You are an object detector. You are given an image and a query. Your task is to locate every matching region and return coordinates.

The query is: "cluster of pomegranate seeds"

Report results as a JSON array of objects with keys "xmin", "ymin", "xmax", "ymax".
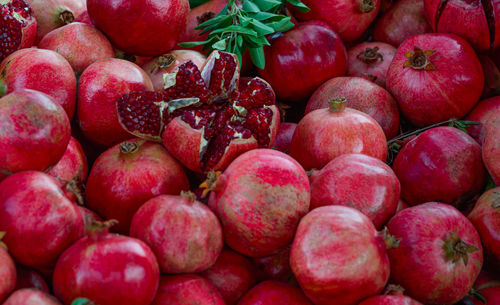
[{"xmin": 0, "ymin": 0, "xmax": 32, "ymax": 61}]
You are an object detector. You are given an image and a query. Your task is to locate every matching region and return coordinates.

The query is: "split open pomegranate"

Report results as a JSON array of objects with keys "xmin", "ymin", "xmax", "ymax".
[{"xmin": 0, "ymin": 0, "xmax": 36, "ymax": 62}]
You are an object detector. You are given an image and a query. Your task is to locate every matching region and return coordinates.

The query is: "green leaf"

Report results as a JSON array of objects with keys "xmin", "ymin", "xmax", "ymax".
[
  {"xmin": 248, "ymin": 11, "xmax": 281, "ymax": 21},
  {"xmin": 242, "ymin": 0, "xmax": 261, "ymax": 13},
  {"xmin": 287, "ymin": 0, "xmax": 310, "ymax": 12},
  {"xmin": 237, "ymin": 35, "xmax": 244, "ymax": 47},
  {"xmin": 189, "ymin": 0, "xmax": 211, "ymax": 9},
  {"xmin": 249, "ymin": 46, "xmax": 266, "ymax": 69},
  {"xmin": 244, "ymin": 35, "xmax": 270, "ymax": 48},
  {"xmin": 178, "ymin": 40, "xmax": 208, "ymax": 48},
  {"xmin": 196, "ymin": 15, "xmax": 232, "ymax": 30},
  {"xmin": 211, "ymin": 25, "xmax": 258, "ymax": 36},
  {"xmin": 267, "ymin": 17, "xmax": 294, "ymax": 32},
  {"xmin": 252, "ymin": 0, "xmax": 282, "ymax": 12},
  {"xmin": 71, "ymin": 298, "xmax": 94, "ymax": 305},
  {"xmin": 250, "ymin": 20, "xmax": 275, "ymax": 36},
  {"xmin": 212, "ymin": 39, "xmax": 227, "ymax": 50}
]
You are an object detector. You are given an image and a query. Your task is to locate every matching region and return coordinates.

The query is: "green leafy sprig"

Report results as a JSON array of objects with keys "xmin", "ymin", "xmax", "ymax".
[{"xmin": 179, "ymin": 0, "xmax": 309, "ymax": 69}]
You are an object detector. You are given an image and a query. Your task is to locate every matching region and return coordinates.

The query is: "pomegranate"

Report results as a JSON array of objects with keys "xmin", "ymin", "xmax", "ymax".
[
  {"xmin": 38, "ymin": 22, "xmax": 114, "ymax": 74},
  {"xmin": 468, "ymin": 187, "xmax": 500, "ymax": 269},
  {"xmin": 358, "ymin": 295, "xmax": 423, "ymax": 305},
  {"xmin": 0, "ymin": 89, "xmax": 71, "ymax": 181},
  {"xmin": 200, "ymin": 248, "xmax": 258, "ymax": 305},
  {"xmin": 117, "ymin": 51, "xmax": 280, "ymax": 173},
  {"xmin": 205, "ymin": 149, "xmax": 310, "ymax": 257},
  {"xmin": 114, "ymin": 49, "xmax": 153, "ymax": 67},
  {"xmin": 346, "ymin": 42, "xmax": 396, "ymax": 89},
  {"xmin": 0, "ymin": 48, "xmax": 77, "ymax": 119},
  {"xmin": 152, "ymin": 274, "xmax": 225, "ymax": 305},
  {"xmin": 305, "ymin": 76, "xmax": 400, "ymax": 139},
  {"xmin": 471, "ymin": 286, "xmax": 500, "ymax": 305},
  {"xmin": 483, "ymin": 124, "xmax": 500, "ymax": 185},
  {"xmin": 237, "ymin": 281, "xmax": 313, "ymax": 305},
  {"xmin": 75, "ymin": 10, "xmax": 91, "ymax": 25},
  {"xmin": 465, "ymin": 96, "xmax": 500, "ymax": 144},
  {"xmin": 47, "ymin": 137, "xmax": 88, "ymax": 205},
  {"xmin": 77, "ymin": 58, "xmax": 154, "ymax": 147},
  {"xmin": 309, "ymin": 153, "xmax": 401, "ymax": 229},
  {"xmin": 290, "ymin": 0, "xmax": 380, "ymax": 42},
  {"xmin": 25, "ymin": 0, "xmax": 85, "ymax": 43},
  {"xmin": 15, "ymin": 265, "xmax": 49, "ymax": 293},
  {"xmin": 0, "ymin": 171, "xmax": 84, "ymax": 270},
  {"xmin": 290, "ymin": 206, "xmax": 393, "ymax": 305},
  {"xmin": 253, "ymin": 247, "xmax": 293, "ymax": 282},
  {"xmin": 396, "ymin": 199, "xmax": 409, "ymax": 213},
  {"xmin": 272, "ymin": 123, "xmax": 297, "ymax": 153},
  {"xmin": 53, "ymin": 220, "xmax": 160, "ymax": 305},
  {"xmin": 0, "ymin": 0, "xmax": 36, "ymax": 62},
  {"xmin": 78, "ymin": 206, "xmax": 102, "ymax": 231},
  {"xmin": 393, "ymin": 127, "xmax": 486, "ymax": 206},
  {"xmin": 85, "ymin": 139, "xmax": 190, "ymax": 234},
  {"xmin": 3, "ymin": 289, "xmax": 62, "ymax": 305},
  {"xmin": 142, "ymin": 50, "xmax": 206, "ymax": 91},
  {"xmin": 0, "ymin": 236, "xmax": 16, "ymax": 303},
  {"xmin": 258, "ymin": 21, "xmax": 346, "ymax": 103},
  {"xmin": 373, "ymin": 0, "xmax": 432, "ymax": 47},
  {"xmin": 290, "ymin": 97, "xmax": 387, "ymax": 170},
  {"xmin": 386, "ymin": 33, "xmax": 484, "ymax": 127},
  {"xmin": 387, "ymin": 202, "xmax": 483, "ymax": 304},
  {"xmin": 479, "ymin": 55, "xmax": 500, "ymax": 99},
  {"xmin": 87, "ymin": 0, "xmax": 189, "ymax": 56}
]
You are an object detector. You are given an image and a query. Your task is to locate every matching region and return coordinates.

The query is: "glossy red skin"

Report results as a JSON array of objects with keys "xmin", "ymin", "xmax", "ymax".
[
  {"xmin": 0, "ymin": 48, "xmax": 77, "ymax": 119},
  {"xmin": 47, "ymin": 137, "xmax": 89, "ymax": 203},
  {"xmin": 208, "ymin": 149, "xmax": 310, "ymax": 258},
  {"xmin": 387, "ymin": 202, "xmax": 483, "ymax": 304},
  {"xmin": 465, "ymin": 96, "xmax": 500, "ymax": 144},
  {"xmin": 85, "ymin": 139, "xmax": 190, "ymax": 234},
  {"xmin": 305, "ymin": 76, "xmax": 399, "ymax": 139},
  {"xmin": 271, "ymin": 123, "xmax": 297, "ymax": 153},
  {"xmin": 290, "ymin": 0, "xmax": 380, "ymax": 42},
  {"xmin": 53, "ymin": 231, "xmax": 160, "ymax": 305},
  {"xmin": 38, "ymin": 22, "xmax": 114, "ymax": 74},
  {"xmin": 0, "ymin": 89, "xmax": 70, "ymax": 182},
  {"xmin": 0, "ymin": 248, "xmax": 16, "ymax": 303},
  {"xmin": 77, "ymin": 58, "xmax": 154, "ymax": 147},
  {"xmin": 258, "ymin": 21, "xmax": 347, "ymax": 103},
  {"xmin": 374, "ymin": 0, "xmax": 431, "ymax": 47},
  {"xmin": 252, "ymin": 247, "xmax": 292, "ymax": 282},
  {"xmin": 87, "ymin": 0, "xmax": 189, "ymax": 56},
  {"xmin": 152, "ymin": 274, "xmax": 225, "ymax": 305},
  {"xmin": 0, "ymin": 171, "xmax": 84, "ymax": 270},
  {"xmin": 309, "ymin": 154, "xmax": 401, "ymax": 229},
  {"xmin": 290, "ymin": 106, "xmax": 387, "ymax": 171},
  {"xmin": 473, "ymin": 269, "xmax": 500, "ymax": 290},
  {"xmin": 201, "ymin": 249, "xmax": 258, "ymax": 305},
  {"xmin": 3, "ymin": 289, "xmax": 62, "ymax": 305},
  {"xmin": 393, "ymin": 127, "xmax": 486, "ymax": 206},
  {"xmin": 479, "ymin": 55, "xmax": 500, "ymax": 99},
  {"xmin": 386, "ymin": 33, "xmax": 484, "ymax": 127},
  {"xmin": 358, "ymin": 295, "xmax": 423, "ymax": 305},
  {"xmin": 14, "ymin": 265, "xmax": 49, "ymax": 293},
  {"xmin": 142, "ymin": 50, "xmax": 206, "ymax": 91},
  {"xmin": 468, "ymin": 187, "xmax": 500, "ymax": 268},
  {"xmin": 237, "ymin": 281, "xmax": 312, "ymax": 305},
  {"xmin": 483, "ymin": 121, "xmax": 500, "ymax": 185},
  {"xmin": 130, "ymin": 194, "xmax": 223, "ymax": 274},
  {"xmin": 471, "ymin": 286, "xmax": 500, "ymax": 305},
  {"xmin": 347, "ymin": 42, "xmax": 396, "ymax": 89},
  {"xmin": 291, "ymin": 206, "xmax": 390, "ymax": 305},
  {"xmin": 25, "ymin": 0, "xmax": 86, "ymax": 43}
]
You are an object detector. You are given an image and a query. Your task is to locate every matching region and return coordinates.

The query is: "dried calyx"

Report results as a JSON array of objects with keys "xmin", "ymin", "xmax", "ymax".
[
  {"xmin": 360, "ymin": 0, "xmax": 375, "ymax": 12},
  {"xmin": 357, "ymin": 47, "xmax": 384, "ymax": 64},
  {"xmin": 403, "ymin": 46, "xmax": 436, "ymax": 70},
  {"xmin": 442, "ymin": 232, "xmax": 478, "ymax": 266}
]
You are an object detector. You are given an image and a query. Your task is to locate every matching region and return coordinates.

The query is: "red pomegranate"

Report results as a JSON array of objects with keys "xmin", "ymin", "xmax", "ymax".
[
  {"xmin": 152, "ymin": 274, "xmax": 225, "ymax": 305},
  {"xmin": 0, "ymin": 48, "xmax": 77, "ymax": 119},
  {"xmin": 205, "ymin": 149, "xmax": 310, "ymax": 258},
  {"xmin": 47, "ymin": 137, "xmax": 88, "ymax": 205},
  {"xmin": 465, "ymin": 96, "xmax": 500, "ymax": 144},
  {"xmin": 479, "ymin": 55, "xmax": 500, "ymax": 99},
  {"xmin": 0, "ymin": 238, "xmax": 16, "ymax": 303},
  {"xmin": 358, "ymin": 295, "xmax": 423, "ymax": 305},
  {"xmin": 38, "ymin": 22, "xmax": 114, "ymax": 74},
  {"xmin": 15, "ymin": 265, "xmax": 50, "ymax": 293},
  {"xmin": 201, "ymin": 248, "xmax": 258, "ymax": 305},
  {"xmin": 0, "ymin": 0, "xmax": 36, "ymax": 62},
  {"xmin": 373, "ymin": 0, "xmax": 432, "ymax": 47},
  {"xmin": 305, "ymin": 76, "xmax": 400, "ymax": 139},
  {"xmin": 272, "ymin": 123, "xmax": 297, "ymax": 153},
  {"xmin": 424, "ymin": 0, "xmax": 500, "ymax": 51},
  {"xmin": 77, "ymin": 206, "xmax": 103, "ymax": 232},
  {"xmin": 471, "ymin": 286, "xmax": 500, "ymax": 305},
  {"xmin": 471, "ymin": 272, "xmax": 500, "ymax": 305},
  {"xmin": 252, "ymin": 247, "xmax": 293, "ymax": 282},
  {"xmin": 386, "ymin": 33, "xmax": 484, "ymax": 127},
  {"xmin": 0, "ymin": 89, "xmax": 71, "ymax": 181},
  {"xmin": 291, "ymin": 206, "xmax": 393, "ymax": 305},
  {"xmin": 468, "ymin": 187, "xmax": 500, "ymax": 268},
  {"xmin": 483, "ymin": 123, "xmax": 500, "ymax": 185},
  {"xmin": 114, "ymin": 49, "xmax": 153, "ymax": 67},
  {"xmin": 77, "ymin": 58, "xmax": 154, "ymax": 147},
  {"xmin": 3, "ymin": 289, "xmax": 62, "ymax": 305},
  {"xmin": 237, "ymin": 281, "xmax": 312, "ymax": 305},
  {"xmin": 25, "ymin": 0, "xmax": 85, "ymax": 43},
  {"xmin": 290, "ymin": 0, "xmax": 380, "ymax": 42},
  {"xmin": 347, "ymin": 42, "xmax": 396, "ymax": 89},
  {"xmin": 117, "ymin": 51, "xmax": 280, "ymax": 173},
  {"xmin": 53, "ymin": 221, "xmax": 160, "ymax": 305},
  {"xmin": 258, "ymin": 21, "xmax": 347, "ymax": 103},
  {"xmin": 75, "ymin": 10, "xmax": 91, "ymax": 25},
  {"xmin": 309, "ymin": 153, "xmax": 401, "ymax": 229},
  {"xmin": 0, "ymin": 171, "xmax": 84, "ymax": 270},
  {"xmin": 85, "ymin": 139, "xmax": 190, "ymax": 234},
  {"xmin": 396, "ymin": 198, "xmax": 409, "ymax": 213},
  {"xmin": 291, "ymin": 97, "xmax": 387, "ymax": 170},
  {"xmin": 87, "ymin": 0, "xmax": 189, "ymax": 56},
  {"xmin": 142, "ymin": 50, "xmax": 206, "ymax": 91},
  {"xmin": 393, "ymin": 127, "xmax": 486, "ymax": 206},
  {"xmin": 387, "ymin": 202, "xmax": 483, "ymax": 304}
]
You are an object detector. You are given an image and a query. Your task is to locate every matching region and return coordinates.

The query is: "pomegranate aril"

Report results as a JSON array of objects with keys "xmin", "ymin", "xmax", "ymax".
[
  {"xmin": 164, "ymin": 61, "xmax": 210, "ymax": 102},
  {"xmin": 0, "ymin": 13, "xmax": 22, "ymax": 61},
  {"xmin": 245, "ymin": 108, "xmax": 273, "ymax": 147},
  {"xmin": 207, "ymin": 52, "xmax": 238, "ymax": 99}
]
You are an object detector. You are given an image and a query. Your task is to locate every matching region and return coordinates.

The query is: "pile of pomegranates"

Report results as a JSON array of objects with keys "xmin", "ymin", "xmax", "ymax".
[{"xmin": 0, "ymin": 0, "xmax": 499, "ymax": 304}]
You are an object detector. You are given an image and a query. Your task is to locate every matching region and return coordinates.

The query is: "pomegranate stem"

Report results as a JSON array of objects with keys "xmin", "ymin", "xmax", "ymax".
[{"xmin": 328, "ymin": 97, "xmax": 347, "ymax": 112}]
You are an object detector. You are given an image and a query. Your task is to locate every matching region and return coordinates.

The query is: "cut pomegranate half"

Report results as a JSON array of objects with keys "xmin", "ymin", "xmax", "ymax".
[
  {"xmin": 0, "ymin": 0, "xmax": 36, "ymax": 62},
  {"xmin": 117, "ymin": 51, "xmax": 280, "ymax": 173}
]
